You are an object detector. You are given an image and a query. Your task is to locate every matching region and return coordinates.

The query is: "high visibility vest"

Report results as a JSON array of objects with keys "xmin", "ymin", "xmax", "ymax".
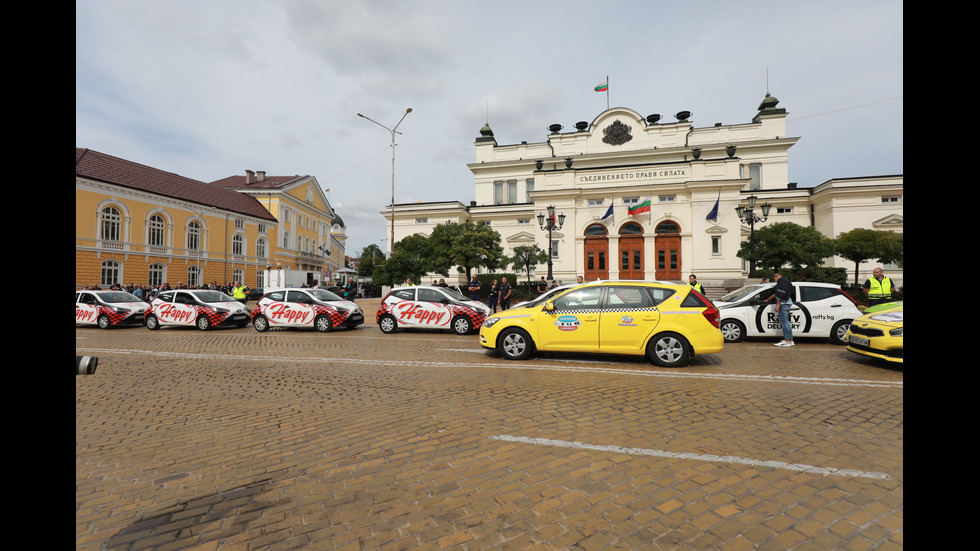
[
  {"xmin": 690, "ymin": 282, "xmax": 704, "ymax": 293},
  {"xmin": 867, "ymin": 277, "xmax": 892, "ymax": 300},
  {"xmin": 232, "ymin": 286, "xmax": 247, "ymax": 300}
]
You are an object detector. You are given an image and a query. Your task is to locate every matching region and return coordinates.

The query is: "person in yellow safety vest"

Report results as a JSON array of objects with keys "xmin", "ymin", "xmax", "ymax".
[
  {"xmin": 688, "ymin": 274, "xmax": 705, "ymax": 295},
  {"xmin": 231, "ymin": 281, "xmax": 248, "ymax": 304},
  {"xmin": 863, "ymin": 267, "xmax": 894, "ymax": 307}
]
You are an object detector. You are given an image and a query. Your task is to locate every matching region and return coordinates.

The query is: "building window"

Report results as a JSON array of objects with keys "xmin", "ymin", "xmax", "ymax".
[
  {"xmin": 742, "ymin": 163, "xmax": 762, "ymax": 190},
  {"xmin": 882, "ymin": 196, "xmax": 900, "ymax": 203},
  {"xmin": 100, "ymin": 260, "xmax": 121, "ymax": 287},
  {"xmin": 235, "ymin": 219, "xmax": 244, "ymax": 230},
  {"xmin": 232, "ymin": 234, "xmax": 244, "ymax": 256},
  {"xmin": 282, "ymin": 231, "xmax": 290, "ymax": 249},
  {"xmin": 712, "ymin": 235, "xmax": 722, "ymax": 256},
  {"xmin": 623, "ymin": 197, "xmax": 639, "ymax": 205},
  {"xmin": 148, "ymin": 263, "xmax": 166, "ymax": 286},
  {"xmin": 588, "ymin": 199, "xmax": 604, "ymax": 206},
  {"xmin": 658, "ymin": 195, "xmax": 676, "ymax": 203},
  {"xmin": 258, "ymin": 223, "xmax": 267, "ymax": 233},
  {"xmin": 256, "ymin": 238, "xmax": 267, "ymax": 259},
  {"xmin": 188, "ymin": 265, "xmax": 200, "ymax": 287},
  {"xmin": 187, "ymin": 221, "xmax": 201, "ymax": 251},
  {"xmin": 507, "ymin": 180, "xmax": 517, "ymax": 204},
  {"xmin": 526, "ymin": 179, "xmax": 534, "ymax": 202},
  {"xmin": 416, "ymin": 218, "xmax": 428, "ymax": 224},
  {"xmin": 517, "ymin": 218, "xmax": 531, "ymax": 225},
  {"xmin": 148, "ymin": 214, "xmax": 166, "ymax": 249},
  {"xmin": 776, "ymin": 207, "xmax": 793, "ymax": 214},
  {"xmin": 551, "ymin": 240, "xmax": 559, "ymax": 258},
  {"xmin": 493, "ymin": 181, "xmax": 503, "ymax": 205},
  {"xmin": 100, "ymin": 206, "xmax": 122, "ymax": 248},
  {"xmin": 233, "ymin": 269, "xmax": 244, "ymax": 284}
]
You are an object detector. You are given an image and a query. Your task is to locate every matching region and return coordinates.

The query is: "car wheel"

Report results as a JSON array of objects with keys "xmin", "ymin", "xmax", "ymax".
[
  {"xmin": 451, "ymin": 316, "xmax": 472, "ymax": 335},
  {"xmin": 830, "ymin": 320, "xmax": 851, "ymax": 345},
  {"xmin": 315, "ymin": 315, "xmax": 333, "ymax": 333},
  {"xmin": 647, "ymin": 332, "xmax": 690, "ymax": 367},
  {"xmin": 253, "ymin": 315, "xmax": 269, "ymax": 332},
  {"xmin": 196, "ymin": 315, "xmax": 212, "ymax": 331},
  {"xmin": 145, "ymin": 315, "xmax": 160, "ymax": 330},
  {"xmin": 379, "ymin": 315, "xmax": 398, "ymax": 334},
  {"xmin": 97, "ymin": 314, "xmax": 112, "ymax": 329},
  {"xmin": 499, "ymin": 328, "xmax": 534, "ymax": 360},
  {"xmin": 719, "ymin": 319, "xmax": 745, "ymax": 343}
]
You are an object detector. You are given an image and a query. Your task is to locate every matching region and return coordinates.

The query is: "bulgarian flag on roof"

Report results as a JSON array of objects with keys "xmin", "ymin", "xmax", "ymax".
[{"xmin": 594, "ymin": 81, "xmax": 608, "ymax": 92}]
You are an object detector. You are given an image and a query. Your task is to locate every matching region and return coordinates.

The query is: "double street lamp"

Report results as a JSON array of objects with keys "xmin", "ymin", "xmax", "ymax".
[
  {"xmin": 537, "ymin": 205, "xmax": 565, "ymax": 280},
  {"xmin": 357, "ymin": 108, "xmax": 412, "ymax": 254},
  {"xmin": 735, "ymin": 194, "xmax": 771, "ymax": 278}
]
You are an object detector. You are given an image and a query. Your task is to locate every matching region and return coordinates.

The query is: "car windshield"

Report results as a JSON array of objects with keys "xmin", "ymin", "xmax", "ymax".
[
  {"xmin": 440, "ymin": 287, "xmax": 469, "ymax": 302},
  {"xmin": 193, "ymin": 291, "xmax": 236, "ymax": 303},
  {"xmin": 307, "ymin": 289, "xmax": 343, "ymax": 301},
  {"xmin": 99, "ymin": 292, "xmax": 142, "ymax": 303},
  {"xmin": 523, "ymin": 286, "xmax": 575, "ymax": 307},
  {"xmin": 719, "ymin": 285, "xmax": 769, "ymax": 302}
]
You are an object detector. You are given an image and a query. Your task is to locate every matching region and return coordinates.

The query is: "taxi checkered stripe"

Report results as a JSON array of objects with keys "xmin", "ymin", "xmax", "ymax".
[{"xmin": 553, "ymin": 307, "xmax": 657, "ymax": 314}]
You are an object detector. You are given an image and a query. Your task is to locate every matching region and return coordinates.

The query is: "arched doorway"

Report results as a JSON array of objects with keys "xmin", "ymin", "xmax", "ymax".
[
  {"xmin": 654, "ymin": 220, "xmax": 681, "ymax": 281},
  {"xmin": 618, "ymin": 222, "xmax": 645, "ymax": 280},
  {"xmin": 583, "ymin": 224, "xmax": 608, "ymax": 281}
]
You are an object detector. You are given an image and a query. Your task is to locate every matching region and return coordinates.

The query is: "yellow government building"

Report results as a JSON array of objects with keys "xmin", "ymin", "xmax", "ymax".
[{"xmin": 75, "ymin": 148, "xmax": 345, "ymax": 290}]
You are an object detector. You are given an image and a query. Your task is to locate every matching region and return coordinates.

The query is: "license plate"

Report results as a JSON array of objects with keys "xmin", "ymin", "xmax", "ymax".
[{"xmin": 848, "ymin": 335, "xmax": 869, "ymax": 347}]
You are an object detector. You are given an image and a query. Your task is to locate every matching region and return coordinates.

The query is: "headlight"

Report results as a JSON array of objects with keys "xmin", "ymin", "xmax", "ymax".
[
  {"xmin": 483, "ymin": 317, "xmax": 500, "ymax": 328},
  {"xmin": 890, "ymin": 327, "xmax": 903, "ymax": 337}
]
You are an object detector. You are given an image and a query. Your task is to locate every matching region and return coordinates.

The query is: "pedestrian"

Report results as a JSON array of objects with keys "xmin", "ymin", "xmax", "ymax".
[
  {"xmin": 468, "ymin": 274, "xmax": 482, "ymax": 301},
  {"xmin": 549, "ymin": 279, "xmax": 558, "ymax": 289},
  {"xmin": 688, "ymin": 274, "xmax": 705, "ymax": 294},
  {"xmin": 488, "ymin": 279, "xmax": 500, "ymax": 312},
  {"xmin": 499, "ymin": 277, "xmax": 512, "ymax": 310},
  {"xmin": 576, "ymin": 275, "xmax": 584, "ymax": 284},
  {"xmin": 762, "ymin": 272, "xmax": 795, "ymax": 347},
  {"xmin": 344, "ymin": 277, "xmax": 357, "ymax": 301},
  {"xmin": 231, "ymin": 281, "xmax": 248, "ymax": 305},
  {"xmin": 437, "ymin": 279, "xmax": 448, "ymax": 288},
  {"xmin": 536, "ymin": 277, "xmax": 548, "ymax": 295},
  {"xmin": 863, "ymin": 267, "xmax": 894, "ymax": 307},
  {"xmin": 405, "ymin": 278, "xmax": 416, "ymax": 286}
]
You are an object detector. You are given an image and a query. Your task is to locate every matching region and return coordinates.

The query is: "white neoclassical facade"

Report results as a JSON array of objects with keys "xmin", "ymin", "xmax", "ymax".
[{"xmin": 387, "ymin": 95, "xmax": 903, "ymax": 290}]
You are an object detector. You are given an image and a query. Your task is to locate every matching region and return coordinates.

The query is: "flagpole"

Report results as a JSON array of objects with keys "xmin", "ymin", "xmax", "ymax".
[{"xmin": 606, "ymin": 75, "xmax": 609, "ymax": 110}]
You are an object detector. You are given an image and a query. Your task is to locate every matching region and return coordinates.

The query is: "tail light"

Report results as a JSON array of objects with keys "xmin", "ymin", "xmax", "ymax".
[{"xmin": 701, "ymin": 304, "xmax": 720, "ymax": 328}]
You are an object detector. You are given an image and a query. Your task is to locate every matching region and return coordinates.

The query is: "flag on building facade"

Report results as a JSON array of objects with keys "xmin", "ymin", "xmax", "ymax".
[
  {"xmin": 601, "ymin": 202, "xmax": 614, "ymax": 223},
  {"xmin": 628, "ymin": 198, "xmax": 652, "ymax": 224},
  {"xmin": 706, "ymin": 190, "xmax": 721, "ymax": 222}
]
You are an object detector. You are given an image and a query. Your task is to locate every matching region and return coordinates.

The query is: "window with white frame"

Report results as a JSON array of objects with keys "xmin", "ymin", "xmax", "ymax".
[
  {"xmin": 232, "ymin": 234, "xmax": 244, "ymax": 256},
  {"xmin": 551, "ymin": 240, "xmax": 560, "ymax": 257},
  {"xmin": 881, "ymin": 196, "xmax": 900, "ymax": 203},
  {"xmin": 256, "ymin": 238, "xmax": 267, "ymax": 259},
  {"xmin": 148, "ymin": 214, "xmax": 166, "ymax": 248},
  {"xmin": 525, "ymin": 179, "xmax": 534, "ymax": 202},
  {"xmin": 711, "ymin": 235, "xmax": 722, "ymax": 256},
  {"xmin": 623, "ymin": 197, "xmax": 638, "ymax": 205},
  {"xmin": 235, "ymin": 218, "xmax": 244, "ymax": 230},
  {"xmin": 517, "ymin": 218, "xmax": 530, "ymax": 225},
  {"xmin": 187, "ymin": 265, "xmax": 200, "ymax": 287},
  {"xmin": 588, "ymin": 199, "xmax": 604, "ymax": 206},
  {"xmin": 658, "ymin": 195, "xmax": 676, "ymax": 203},
  {"xmin": 101, "ymin": 206, "xmax": 122, "ymax": 245},
  {"xmin": 101, "ymin": 260, "xmax": 121, "ymax": 287},
  {"xmin": 493, "ymin": 181, "xmax": 503, "ymax": 205},
  {"xmin": 187, "ymin": 221, "xmax": 201, "ymax": 251},
  {"xmin": 776, "ymin": 207, "xmax": 793, "ymax": 214},
  {"xmin": 416, "ymin": 218, "xmax": 428, "ymax": 224},
  {"xmin": 148, "ymin": 263, "xmax": 166, "ymax": 286}
]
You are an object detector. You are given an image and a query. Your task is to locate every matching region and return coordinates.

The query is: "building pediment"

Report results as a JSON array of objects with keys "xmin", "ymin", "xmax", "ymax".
[
  {"xmin": 506, "ymin": 231, "xmax": 537, "ymax": 243},
  {"xmin": 872, "ymin": 214, "xmax": 903, "ymax": 229}
]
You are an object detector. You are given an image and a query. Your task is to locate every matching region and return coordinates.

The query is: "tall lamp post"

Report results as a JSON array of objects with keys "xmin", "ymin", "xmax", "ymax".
[
  {"xmin": 357, "ymin": 108, "xmax": 412, "ymax": 254},
  {"xmin": 735, "ymin": 195, "xmax": 771, "ymax": 278},
  {"xmin": 537, "ymin": 205, "xmax": 565, "ymax": 280}
]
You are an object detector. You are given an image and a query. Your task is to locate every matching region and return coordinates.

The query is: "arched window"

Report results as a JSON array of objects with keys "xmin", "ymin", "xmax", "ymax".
[
  {"xmin": 148, "ymin": 214, "xmax": 166, "ymax": 248},
  {"xmin": 101, "ymin": 206, "xmax": 122, "ymax": 248},
  {"xmin": 585, "ymin": 224, "xmax": 608, "ymax": 236},
  {"xmin": 655, "ymin": 221, "xmax": 680, "ymax": 234},
  {"xmin": 232, "ymin": 234, "xmax": 244, "ymax": 256},
  {"xmin": 256, "ymin": 238, "xmax": 267, "ymax": 259},
  {"xmin": 187, "ymin": 221, "xmax": 201, "ymax": 251},
  {"xmin": 620, "ymin": 222, "xmax": 644, "ymax": 235},
  {"xmin": 101, "ymin": 260, "xmax": 121, "ymax": 287}
]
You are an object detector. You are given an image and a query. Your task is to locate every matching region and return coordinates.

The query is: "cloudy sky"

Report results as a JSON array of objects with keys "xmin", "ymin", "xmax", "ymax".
[{"xmin": 76, "ymin": 0, "xmax": 903, "ymax": 255}]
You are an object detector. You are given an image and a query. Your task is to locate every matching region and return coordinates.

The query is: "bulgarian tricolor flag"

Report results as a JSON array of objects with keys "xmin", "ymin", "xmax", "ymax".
[
  {"xmin": 594, "ymin": 81, "xmax": 609, "ymax": 92},
  {"xmin": 628, "ymin": 198, "xmax": 652, "ymax": 222}
]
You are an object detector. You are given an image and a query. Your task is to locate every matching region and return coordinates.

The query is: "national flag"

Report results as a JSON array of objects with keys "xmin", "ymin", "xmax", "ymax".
[
  {"xmin": 594, "ymin": 81, "xmax": 608, "ymax": 92},
  {"xmin": 601, "ymin": 202, "xmax": 614, "ymax": 222},
  {"xmin": 627, "ymin": 199, "xmax": 651, "ymax": 216},
  {"xmin": 706, "ymin": 190, "xmax": 721, "ymax": 222}
]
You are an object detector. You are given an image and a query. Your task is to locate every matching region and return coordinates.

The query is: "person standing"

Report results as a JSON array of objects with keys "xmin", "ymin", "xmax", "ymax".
[
  {"xmin": 576, "ymin": 275, "xmax": 584, "ymax": 284},
  {"xmin": 688, "ymin": 274, "xmax": 705, "ymax": 294},
  {"xmin": 488, "ymin": 279, "xmax": 500, "ymax": 313},
  {"xmin": 763, "ymin": 272, "xmax": 795, "ymax": 347},
  {"xmin": 863, "ymin": 267, "xmax": 894, "ymax": 307},
  {"xmin": 468, "ymin": 275, "xmax": 482, "ymax": 301},
  {"xmin": 499, "ymin": 277, "xmax": 512, "ymax": 311},
  {"xmin": 231, "ymin": 281, "xmax": 248, "ymax": 305},
  {"xmin": 536, "ymin": 277, "xmax": 548, "ymax": 295}
]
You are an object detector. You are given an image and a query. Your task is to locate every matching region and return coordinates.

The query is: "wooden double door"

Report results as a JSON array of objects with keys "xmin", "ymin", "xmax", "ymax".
[{"xmin": 583, "ymin": 221, "xmax": 681, "ymax": 281}]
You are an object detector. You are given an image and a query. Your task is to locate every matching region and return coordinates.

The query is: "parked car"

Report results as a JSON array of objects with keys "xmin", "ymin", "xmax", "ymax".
[
  {"xmin": 247, "ymin": 287, "xmax": 264, "ymax": 301},
  {"xmin": 846, "ymin": 305, "xmax": 903, "ymax": 364},
  {"xmin": 146, "ymin": 289, "xmax": 250, "ymax": 330},
  {"xmin": 715, "ymin": 282, "xmax": 861, "ymax": 344},
  {"xmin": 76, "ymin": 290, "xmax": 150, "ymax": 328},
  {"xmin": 251, "ymin": 288, "xmax": 363, "ymax": 332},
  {"xmin": 376, "ymin": 285, "xmax": 490, "ymax": 335},
  {"xmin": 479, "ymin": 281, "xmax": 723, "ymax": 367}
]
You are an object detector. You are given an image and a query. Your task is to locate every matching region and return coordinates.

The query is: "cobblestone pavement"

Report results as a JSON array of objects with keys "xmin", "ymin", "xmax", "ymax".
[{"xmin": 77, "ymin": 300, "xmax": 902, "ymax": 550}]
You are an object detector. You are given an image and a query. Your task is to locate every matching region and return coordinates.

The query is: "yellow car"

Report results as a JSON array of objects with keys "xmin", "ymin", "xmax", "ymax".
[
  {"xmin": 845, "ymin": 305, "xmax": 903, "ymax": 364},
  {"xmin": 479, "ymin": 281, "xmax": 724, "ymax": 367}
]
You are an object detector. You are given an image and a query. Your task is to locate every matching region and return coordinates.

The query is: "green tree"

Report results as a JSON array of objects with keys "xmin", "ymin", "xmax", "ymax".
[
  {"xmin": 426, "ymin": 221, "xmax": 506, "ymax": 280},
  {"xmin": 835, "ymin": 229, "xmax": 904, "ymax": 285},
  {"xmin": 509, "ymin": 244, "xmax": 549, "ymax": 291},
  {"xmin": 357, "ymin": 243, "xmax": 386, "ymax": 278},
  {"xmin": 738, "ymin": 222, "xmax": 836, "ymax": 273},
  {"xmin": 372, "ymin": 234, "xmax": 429, "ymax": 287}
]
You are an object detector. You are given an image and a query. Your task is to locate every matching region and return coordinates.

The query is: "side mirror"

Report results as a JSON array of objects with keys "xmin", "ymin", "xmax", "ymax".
[{"xmin": 544, "ymin": 301, "xmax": 555, "ymax": 312}]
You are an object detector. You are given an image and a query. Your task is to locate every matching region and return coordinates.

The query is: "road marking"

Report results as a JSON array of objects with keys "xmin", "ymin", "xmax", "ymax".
[
  {"xmin": 492, "ymin": 435, "xmax": 892, "ymax": 479},
  {"xmin": 76, "ymin": 348, "xmax": 901, "ymax": 389}
]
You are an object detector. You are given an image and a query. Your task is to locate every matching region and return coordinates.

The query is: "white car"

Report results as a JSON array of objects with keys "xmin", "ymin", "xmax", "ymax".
[
  {"xmin": 76, "ymin": 290, "xmax": 150, "ymax": 328},
  {"xmin": 716, "ymin": 282, "xmax": 862, "ymax": 344},
  {"xmin": 146, "ymin": 289, "xmax": 251, "ymax": 330},
  {"xmin": 251, "ymin": 288, "xmax": 364, "ymax": 332},
  {"xmin": 376, "ymin": 285, "xmax": 491, "ymax": 335}
]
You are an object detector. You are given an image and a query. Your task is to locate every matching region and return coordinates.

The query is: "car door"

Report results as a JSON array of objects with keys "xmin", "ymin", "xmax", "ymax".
[
  {"xmin": 536, "ymin": 286, "xmax": 602, "ymax": 351},
  {"xmin": 598, "ymin": 286, "xmax": 662, "ymax": 353},
  {"xmin": 281, "ymin": 290, "xmax": 318, "ymax": 327},
  {"xmin": 157, "ymin": 291, "xmax": 199, "ymax": 326},
  {"xmin": 76, "ymin": 292, "xmax": 98, "ymax": 324},
  {"xmin": 795, "ymin": 285, "xmax": 846, "ymax": 337}
]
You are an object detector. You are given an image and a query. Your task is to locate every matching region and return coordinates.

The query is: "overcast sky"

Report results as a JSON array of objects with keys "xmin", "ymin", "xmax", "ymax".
[{"xmin": 76, "ymin": 0, "xmax": 903, "ymax": 255}]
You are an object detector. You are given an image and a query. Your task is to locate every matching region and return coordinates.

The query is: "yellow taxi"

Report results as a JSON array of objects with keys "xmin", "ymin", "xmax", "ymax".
[
  {"xmin": 479, "ymin": 281, "xmax": 723, "ymax": 367},
  {"xmin": 845, "ymin": 305, "xmax": 903, "ymax": 364}
]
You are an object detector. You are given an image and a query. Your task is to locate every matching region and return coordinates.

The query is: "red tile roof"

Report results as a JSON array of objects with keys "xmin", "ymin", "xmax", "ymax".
[
  {"xmin": 76, "ymin": 148, "xmax": 277, "ymax": 221},
  {"xmin": 210, "ymin": 174, "xmax": 307, "ymax": 190}
]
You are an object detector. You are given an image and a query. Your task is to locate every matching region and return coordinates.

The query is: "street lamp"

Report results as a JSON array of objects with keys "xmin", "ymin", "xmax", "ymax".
[
  {"xmin": 357, "ymin": 107, "xmax": 412, "ymax": 254},
  {"xmin": 735, "ymin": 194, "xmax": 772, "ymax": 278},
  {"xmin": 537, "ymin": 205, "xmax": 565, "ymax": 280}
]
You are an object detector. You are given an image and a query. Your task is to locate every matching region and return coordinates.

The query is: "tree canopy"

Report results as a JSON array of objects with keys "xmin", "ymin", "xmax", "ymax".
[
  {"xmin": 508, "ymin": 244, "xmax": 550, "ymax": 290},
  {"xmin": 835, "ymin": 228, "xmax": 904, "ymax": 285},
  {"xmin": 426, "ymin": 221, "xmax": 506, "ymax": 281},
  {"xmin": 738, "ymin": 222, "xmax": 836, "ymax": 272}
]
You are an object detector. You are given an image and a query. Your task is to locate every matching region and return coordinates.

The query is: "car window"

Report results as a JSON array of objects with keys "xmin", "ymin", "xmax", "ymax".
[
  {"xmin": 175, "ymin": 292, "xmax": 194, "ymax": 304},
  {"xmin": 100, "ymin": 292, "xmax": 141, "ymax": 303},
  {"xmin": 647, "ymin": 287, "xmax": 677, "ymax": 305},
  {"xmin": 78, "ymin": 293, "xmax": 94, "ymax": 304},
  {"xmin": 157, "ymin": 291, "xmax": 175, "ymax": 302},
  {"xmin": 798, "ymin": 286, "xmax": 836, "ymax": 302},
  {"xmin": 606, "ymin": 287, "xmax": 653, "ymax": 308},
  {"xmin": 287, "ymin": 290, "xmax": 313, "ymax": 304},
  {"xmin": 441, "ymin": 287, "xmax": 469, "ymax": 302},
  {"xmin": 392, "ymin": 289, "xmax": 415, "ymax": 301},
  {"xmin": 718, "ymin": 285, "xmax": 768, "ymax": 302},
  {"xmin": 418, "ymin": 288, "xmax": 444, "ymax": 302},
  {"xmin": 553, "ymin": 287, "xmax": 602, "ymax": 310},
  {"xmin": 266, "ymin": 291, "xmax": 286, "ymax": 302},
  {"xmin": 193, "ymin": 291, "xmax": 234, "ymax": 303},
  {"xmin": 308, "ymin": 289, "xmax": 342, "ymax": 301}
]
